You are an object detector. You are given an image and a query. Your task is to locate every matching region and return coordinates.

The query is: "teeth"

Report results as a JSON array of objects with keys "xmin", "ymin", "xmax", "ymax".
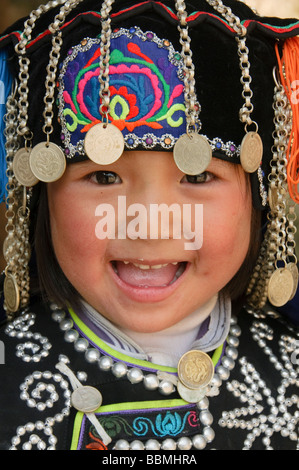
[
  {"xmin": 131, "ymin": 262, "xmax": 179, "ymax": 270},
  {"xmin": 114, "ymin": 261, "xmax": 180, "ymax": 270},
  {"xmin": 111, "ymin": 260, "xmax": 187, "ymax": 285}
]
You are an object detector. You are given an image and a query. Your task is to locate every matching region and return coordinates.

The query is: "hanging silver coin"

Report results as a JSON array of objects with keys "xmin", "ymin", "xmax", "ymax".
[
  {"xmin": 84, "ymin": 122, "xmax": 125, "ymax": 165},
  {"xmin": 71, "ymin": 386, "xmax": 103, "ymax": 413},
  {"xmin": 240, "ymin": 132, "xmax": 263, "ymax": 173},
  {"xmin": 173, "ymin": 133, "xmax": 212, "ymax": 175},
  {"xmin": 29, "ymin": 142, "xmax": 66, "ymax": 183},
  {"xmin": 4, "ymin": 273, "xmax": 20, "ymax": 313},
  {"xmin": 13, "ymin": 148, "xmax": 39, "ymax": 187},
  {"xmin": 178, "ymin": 350, "xmax": 214, "ymax": 390},
  {"xmin": 267, "ymin": 267, "xmax": 294, "ymax": 307},
  {"xmin": 286, "ymin": 262, "xmax": 299, "ymax": 301}
]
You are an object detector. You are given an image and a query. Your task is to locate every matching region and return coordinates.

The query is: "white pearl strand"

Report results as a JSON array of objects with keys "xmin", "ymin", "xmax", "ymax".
[{"xmin": 51, "ymin": 304, "xmax": 241, "ymax": 450}]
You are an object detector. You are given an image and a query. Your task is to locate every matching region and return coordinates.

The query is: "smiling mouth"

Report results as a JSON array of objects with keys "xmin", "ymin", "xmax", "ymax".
[{"xmin": 111, "ymin": 260, "xmax": 187, "ymax": 288}]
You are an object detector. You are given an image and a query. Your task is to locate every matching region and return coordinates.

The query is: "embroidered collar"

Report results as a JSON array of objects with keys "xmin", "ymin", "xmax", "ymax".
[{"xmin": 70, "ymin": 293, "xmax": 230, "ymax": 368}]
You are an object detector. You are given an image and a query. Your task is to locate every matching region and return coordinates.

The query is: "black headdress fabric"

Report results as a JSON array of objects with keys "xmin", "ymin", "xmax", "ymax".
[{"xmin": 1, "ymin": 0, "xmax": 299, "ymax": 209}]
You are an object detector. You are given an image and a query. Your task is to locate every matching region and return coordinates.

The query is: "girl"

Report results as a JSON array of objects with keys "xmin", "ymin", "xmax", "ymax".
[{"xmin": 0, "ymin": 0, "xmax": 298, "ymax": 451}]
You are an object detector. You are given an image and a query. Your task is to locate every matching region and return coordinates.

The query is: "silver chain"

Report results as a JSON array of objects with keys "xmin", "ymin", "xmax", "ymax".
[
  {"xmin": 247, "ymin": 77, "xmax": 294, "ymax": 308},
  {"xmin": 175, "ymin": 0, "xmax": 201, "ymax": 134},
  {"xmin": 4, "ymin": 0, "xmax": 81, "ymax": 317},
  {"xmin": 3, "ymin": 84, "xmax": 26, "ymax": 317},
  {"xmin": 98, "ymin": 0, "xmax": 115, "ymax": 122},
  {"xmin": 43, "ymin": 0, "xmax": 85, "ymax": 142},
  {"xmin": 15, "ymin": 0, "xmax": 67, "ymax": 142}
]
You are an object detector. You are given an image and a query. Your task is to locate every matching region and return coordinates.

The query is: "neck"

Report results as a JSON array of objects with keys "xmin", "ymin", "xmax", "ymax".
[{"xmin": 78, "ymin": 294, "xmax": 231, "ymax": 368}]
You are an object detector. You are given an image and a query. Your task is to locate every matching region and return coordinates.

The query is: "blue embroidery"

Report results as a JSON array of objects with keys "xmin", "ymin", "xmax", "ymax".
[{"xmin": 133, "ymin": 411, "xmax": 191, "ymax": 437}]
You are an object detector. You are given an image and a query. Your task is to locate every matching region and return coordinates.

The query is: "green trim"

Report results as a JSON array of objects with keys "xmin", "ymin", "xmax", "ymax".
[
  {"xmin": 259, "ymin": 20, "xmax": 299, "ymax": 30},
  {"xmin": 95, "ymin": 398, "xmax": 187, "ymax": 414},
  {"xmin": 69, "ymin": 308, "xmax": 177, "ymax": 373},
  {"xmin": 213, "ymin": 343, "xmax": 224, "ymax": 366},
  {"xmin": 70, "ymin": 399, "xmax": 188, "ymax": 450},
  {"xmin": 69, "ymin": 308, "xmax": 224, "ymax": 373},
  {"xmin": 71, "ymin": 411, "xmax": 85, "ymax": 450}
]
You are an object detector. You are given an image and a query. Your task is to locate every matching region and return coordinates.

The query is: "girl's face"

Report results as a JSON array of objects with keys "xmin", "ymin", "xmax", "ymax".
[{"xmin": 47, "ymin": 151, "xmax": 252, "ymax": 333}]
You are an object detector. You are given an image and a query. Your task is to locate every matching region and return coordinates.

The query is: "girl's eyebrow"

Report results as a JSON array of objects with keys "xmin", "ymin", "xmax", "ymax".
[
  {"xmin": 69, "ymin": 160, "xmax": 111, "ymax": 174},
  {"xmin": 207, "ymin": 158, "xmax": 235, "ymax": 172}
]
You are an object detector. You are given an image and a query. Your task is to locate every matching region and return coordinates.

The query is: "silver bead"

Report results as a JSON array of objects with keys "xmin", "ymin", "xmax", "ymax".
[
  {"xmin": 221, "ymin": 356, "xmax": 235, "ymax": 370},
  {"xmin": 143, "ymin": 374, "xmax": 159, "ymax": 390},
  {"xmin": 130, "ymin": 440, "xmax": 145, "ymax": 450},
  {"xmin": 54, "ymin": 413, "xmax": 64, "ymax": 422},
  {"xmin": 210, "ymin": 373, "xmax": 222, "ymax": 388},
  {"xmin": 161, "ymin": 438, "xmax": 177, "ymax": 450},
  {"xmin": 37, "ymin": 402, "xmax": 47, "ymax": 412},
  {"xmin": 98, "ymin": 355, "xmax": 113, "ymax": 371},
  {"xmin": 231, "ymin": 325, "xmax": 241, "ymax": 337},
  {"xmin": 51, "ymin": 311, "xmax": 65, "ymax": 322},
  {"xmin": 112, "ymin": 362, "xmax": 128, "ymax": 378},
  {"xmin": 262, "ymin": 436, "xmax": 271, "ymax": 447},
  {"xmin": 145, "ymin": 439, "xmax": 161, "ymax": 450},
  {"xmin": 217, "ymin": 365, "xmax": 230, "ymax": 380},
  {"xmin": 197, "ymin": 396, "xmax": 209, "ymax": 410},
  {"xmin": 29, "ymin": 434, "xmax": 40, "ymax": 445},
  {"xmin": 203, "ymin": 426, "xmax": 215, "ymax": 443},
  {"xmin": 59, "ymin": 319, "xmax": 73, "ymax": 331},
  {"xmin": 114, "ymin": 439, "xmax": 130, "ymax": 450},
  {"xmin": 11, "ymin": 436, "xmax": 21, "ymax": 446},
  {"xmin": 177, "ymin": 436, "xmax": 192, "ymax": 450},
  {"xmin": 27, "ymin": 399, "xmax": 36, "ymax": 408},
  {"xmin": 74, "ymin": 338, "xmax": 89, "ymax": 352},
  {"xmin": 35, "ymin": 421, "xmax": 45, "ymax": 430},
  {"xmin": 159, "ymin": 380, "xmax": 175, "ymax": 396},
  {"xmin": 25, "ymin": 422, "xmax": 35, "ymax": 432},
  {"xmin": 227, "ymin": 335, "xmax": 239, "ymax": 348},
  {"xmin": 76, "ymin": 371, "xmax": 87, "ymax": 382},
  {"xmin": 37, "ymin": 440, "xmax": 47, "ymax": 450},
  {"xmin": 226, "ymin": 346, "xmax": 238, "ymax": 360},
  {"xmin": 192, "ymin": 434, "xmax": 207, "ymax": 450},
  {"xmin": 22, "ymin": 442, "xmax": 32, "ymax": 450},
  {"xmin": 127, "ymin": 367, "xmax": 144, "ymax": 384},
  {"xmin": 64, "ymin": 330, "xmax": 79, "ymax": 343},
  {"xmin": 200, "ymin": 410, "xmax": 213, "ymax": 426},
  {"xmin": 85, "ymin": 348, "xmax": 100, "ymax": 363}
]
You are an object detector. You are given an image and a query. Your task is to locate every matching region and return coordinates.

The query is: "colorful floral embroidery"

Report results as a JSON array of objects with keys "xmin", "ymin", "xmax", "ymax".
[
  {"xmin": 58, "ymin": 27, "xmax": 186, "ymax": 157},
  {"xmin": 82, "ymin": 407, "xmax": 200, "ymax": 450},
  {"xmin": 86, "ymin": 432, "xmax": 108, "ymax": 450},
  {"xmin": 132, "ymin": 410, "xmax": 196, "ymax": 438},
  {"xmin": 97, "ymin": 415, "xmax": 135, "ymax": 439}
]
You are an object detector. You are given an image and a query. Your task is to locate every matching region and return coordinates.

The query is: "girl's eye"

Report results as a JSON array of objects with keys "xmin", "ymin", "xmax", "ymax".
[
  {"xmin": 90, "ymin": 171, "xmax": 122, "ymax": 185},
  {"xmin": 181, "ymin": 172, "xmax": 213, "ymax": 184}
]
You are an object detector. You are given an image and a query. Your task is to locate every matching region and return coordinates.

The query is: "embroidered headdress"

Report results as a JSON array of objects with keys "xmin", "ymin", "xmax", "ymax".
[{"xmin": 0, "ymin": 0, "xmax": 299, "ymax": 319}]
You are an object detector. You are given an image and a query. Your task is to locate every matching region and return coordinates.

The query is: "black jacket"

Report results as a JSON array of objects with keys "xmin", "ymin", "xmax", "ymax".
[{"xmin": 0, "ymin": 299, "xmax": 298, "ymax": 451}]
